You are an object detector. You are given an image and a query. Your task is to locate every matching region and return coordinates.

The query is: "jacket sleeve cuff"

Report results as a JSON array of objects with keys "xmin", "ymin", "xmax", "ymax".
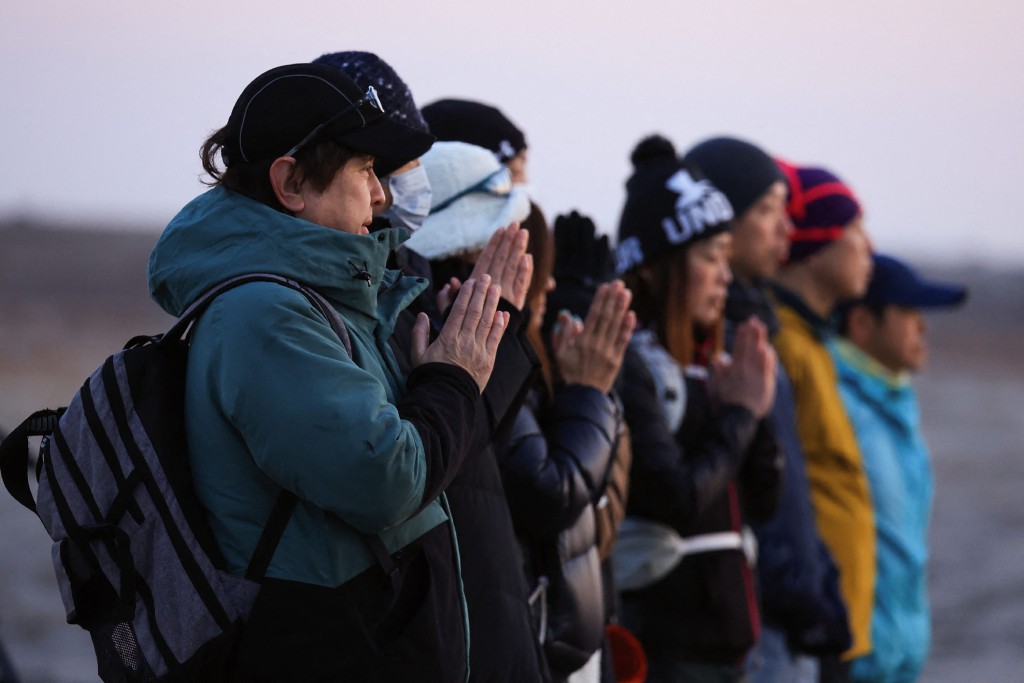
[
  {"xmin": 500, "ymin": 298, "xmax": 526, "ymax": 335},
  {"xmin": 399, "ymin": 362, "xmax": 483, "ymax": 507},
  {"xmin": 405, "ymin": 361, "xmax": 480, "ymax": 400}
]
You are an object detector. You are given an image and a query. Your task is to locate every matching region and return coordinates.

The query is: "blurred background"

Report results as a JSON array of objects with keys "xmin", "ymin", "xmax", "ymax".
[{"xmin": 2, "ymin": 1, "xmax": 1023, "ymax": 680}]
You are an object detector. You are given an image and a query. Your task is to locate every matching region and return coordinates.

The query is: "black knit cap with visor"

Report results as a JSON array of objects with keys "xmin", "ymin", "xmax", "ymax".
[
  {"xmin": 312, "ymin": 51, "xmax": 431, "ymax": 176},
  {"xmin": 220, "ymin": 63, "xmax": 434, "ymax": 172},
  {"xmin": 615, "ymin": 135, "xmax": 735, "ymax": 275}
]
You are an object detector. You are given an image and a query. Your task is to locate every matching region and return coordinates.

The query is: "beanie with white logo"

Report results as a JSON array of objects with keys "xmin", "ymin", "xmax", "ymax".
[{"xmin": 615, "ymin": 134, "xmax": 734, "ymax": 274}]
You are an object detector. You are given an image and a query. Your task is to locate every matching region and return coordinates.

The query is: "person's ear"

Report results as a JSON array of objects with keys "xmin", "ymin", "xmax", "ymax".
[
  {"xmin": 269, "ymin": 157, "xmax": 305, "ymax": 213},
  {"xmin": 846, "ymin": 304, "xmax": 875, "ymax": 344}
]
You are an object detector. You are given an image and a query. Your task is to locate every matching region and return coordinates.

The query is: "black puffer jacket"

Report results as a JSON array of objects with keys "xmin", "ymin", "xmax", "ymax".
[
  {"xmin": 499, "ymin": 385, "xmax": 623, "ymax": 680},
  {"xmin": 617, "ymin": 340, "xmax": 781, "ymax": 666}
]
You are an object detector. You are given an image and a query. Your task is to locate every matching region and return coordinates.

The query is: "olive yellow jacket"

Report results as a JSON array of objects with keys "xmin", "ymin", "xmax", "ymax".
[{"xmin": 770, "ymin": 287, "xmax": 876, "ymax": 660}]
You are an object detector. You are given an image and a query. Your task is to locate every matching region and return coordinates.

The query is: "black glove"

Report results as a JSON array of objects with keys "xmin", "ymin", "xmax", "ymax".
[
  {"xmin": 552, "ymin": 211, "xmax": 615, "ymax": 290},
  {"xmin": 542, "ymin": 211, "xmax": 614, "ymax": 334}
]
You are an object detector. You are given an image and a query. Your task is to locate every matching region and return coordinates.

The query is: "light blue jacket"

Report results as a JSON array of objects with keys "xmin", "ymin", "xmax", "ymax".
[
  {"xmin": 832, "ymin": 339, "xmax": 933, "ymax": 683},
  {"xmin": 148, "ymin": 187, "xmax": 447, "ymax": 587}
]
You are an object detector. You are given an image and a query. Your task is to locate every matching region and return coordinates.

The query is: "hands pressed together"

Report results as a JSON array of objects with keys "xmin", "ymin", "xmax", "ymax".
[
  {"xmin": 414, "ymin": 223, "xmax": 534, "ymax": 393},
  {"xmin": 711, "ymin": 317, "xmax": 778, "ymax": 419},
  {"xmin": 435, "ymin": 224, "xmax": 533, "ymax": 314},
  {"xmin": 410, "ymin": 219, "xmax": 777, "ymax": 413},
  {"xmin": 412, "ymin": 275, "xmax": 507, "ymax": 393},
  {"xmin": 552, "ymin": 280, "xmax": 636, "ymax": 394}
]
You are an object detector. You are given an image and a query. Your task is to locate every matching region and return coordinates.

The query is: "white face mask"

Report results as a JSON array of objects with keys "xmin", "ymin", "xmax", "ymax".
[{"xmin": 385, "ymin": 164, "xmax": 432, "ymax": 232}]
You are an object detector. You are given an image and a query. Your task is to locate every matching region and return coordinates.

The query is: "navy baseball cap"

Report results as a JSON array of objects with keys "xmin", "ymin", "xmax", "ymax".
[{"xmin": 862, "ymin": 254, "xmax": 967, "ymax": 309}]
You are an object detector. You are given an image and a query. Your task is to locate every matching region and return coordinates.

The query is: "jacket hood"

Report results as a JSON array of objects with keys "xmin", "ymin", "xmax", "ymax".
[{"xmin": 149, "ymin": 187, "xmax": 419, "ymax": 319}]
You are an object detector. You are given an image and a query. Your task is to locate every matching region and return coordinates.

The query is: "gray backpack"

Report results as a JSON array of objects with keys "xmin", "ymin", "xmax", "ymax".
[{"xmin": 0, "ymin": 274, "xmax": 352, "ymax": 682}]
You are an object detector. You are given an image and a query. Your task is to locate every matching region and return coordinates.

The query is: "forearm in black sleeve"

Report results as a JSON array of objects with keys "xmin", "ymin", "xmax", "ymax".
[
  {"xmin": 688, "ymin": 404, "xmax": 761, "ymax": 516},
  {"xmin": 479, "ymin": 301, "xmax": 540, "ymax": 443},
  {"xmin": 499, "ymin": 405, "xmax": 588, "ymax": 537},
  {"xmin": 500, "ymin": 386, "xmax": 620, "ymax": 538},
  {"xmin": 544, "ymin": 384, "xmax": 620, "ymax": 498},
  {"xmin": 739, "ymin": 419, "xmax": 784, "ymax": 523},
  {"xmin": 618, "ymin": 349, "xmax": 697, "ymax": 526},
  {"xmin": 396, "ymin": 361, "xmax": 482, "ymax": 511}
]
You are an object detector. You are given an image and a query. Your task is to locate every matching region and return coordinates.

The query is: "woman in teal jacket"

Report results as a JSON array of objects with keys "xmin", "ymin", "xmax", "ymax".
[{"xmin": 148, "ymin": 63, "xmax": 511, "ymax": 682}]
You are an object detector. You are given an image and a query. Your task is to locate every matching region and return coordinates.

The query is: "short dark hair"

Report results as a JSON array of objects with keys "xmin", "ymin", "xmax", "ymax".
[
  {"xmin": 837, "ymin": 300, "xmax": 886, "ymax": 336},
  {"xmin": 200, "ymin": 125, "xmax": 358, "ymax": 213}
]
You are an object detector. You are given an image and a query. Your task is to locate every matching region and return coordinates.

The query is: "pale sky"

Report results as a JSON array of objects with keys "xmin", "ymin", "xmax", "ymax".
[{"xmin": 2, "ymin": 0, "xmax": 1023, "ymax": 265}]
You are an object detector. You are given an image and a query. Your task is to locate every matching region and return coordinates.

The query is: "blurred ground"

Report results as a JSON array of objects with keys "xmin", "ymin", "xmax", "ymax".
[{"xmin": 1, "ymin": 223, "xmax": 1022, "ymax": 681}]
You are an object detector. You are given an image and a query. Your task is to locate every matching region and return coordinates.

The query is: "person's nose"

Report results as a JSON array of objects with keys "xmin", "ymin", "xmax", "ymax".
[
  {"xmin": 369, "ymin": 171, "xmax": 386, "ymax": 207},
  {"xmin": 862, "ymin": 229, "xmax": 875, "ymax": 254},
  {"xmin": 777, "ymin": 212, "xmax": 793, "ymax": 240}
]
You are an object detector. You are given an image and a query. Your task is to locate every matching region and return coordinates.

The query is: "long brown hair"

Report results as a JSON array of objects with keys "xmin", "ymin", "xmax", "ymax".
[
  {"xmin": 624, "ymin": 243, "xmax": 724, "ymax": 367},
  {"xmin": 521, "ymin": 203, "xmax": 556, "ymax": 392}
]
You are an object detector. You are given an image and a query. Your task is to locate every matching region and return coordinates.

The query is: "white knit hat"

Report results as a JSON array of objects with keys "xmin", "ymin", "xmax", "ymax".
[{"xmin": 403, "ymin": 141, "xmax": 530, "ymax": 260}]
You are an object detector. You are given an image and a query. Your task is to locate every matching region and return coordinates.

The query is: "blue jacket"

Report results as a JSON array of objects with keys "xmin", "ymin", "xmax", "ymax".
[
  {"xmin": 833, "ymin": 340, "xmax": 933, "ymax": 683},
  {"xmin": 148, "ymin": 187, "xmax": 473, "ymax": 587}
]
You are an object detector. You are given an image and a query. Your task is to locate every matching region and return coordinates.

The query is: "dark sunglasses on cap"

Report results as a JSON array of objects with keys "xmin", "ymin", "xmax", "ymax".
[
  {"xmin": 284, "ymin": 86, "xmax": 385, "ymax": 158},
  {"xmin": 430, "ymin": 166, "xmax": 514, "ymax": 215}
]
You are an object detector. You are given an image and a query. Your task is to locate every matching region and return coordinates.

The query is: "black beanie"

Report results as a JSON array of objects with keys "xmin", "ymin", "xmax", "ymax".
[
  {"xmin": 682, "ymin": 136, "xmax": 786, "ymax": 218},
  {"xmin": 421, "ymin": 98, "xmax": 526, "ymax": 162},
  {"xmin": 313, "ymin": 51, "xmax": 430, "ymax": 134},
  {"xmin": 615, "ymin": 135, "xmax": 734, "ymax": 274}
]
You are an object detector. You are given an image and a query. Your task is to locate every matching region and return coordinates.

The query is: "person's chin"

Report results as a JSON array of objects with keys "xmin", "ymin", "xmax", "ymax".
[
  {"xmin": 762, "ymin": 260, "xmax": 783, "ymax": 279},
  {"xmin": 697, "ymin": 305, "xmax": 722, "ymax": 328},
  {"xmin": 848, "ymin": 281, "xmax": 870, "ymax": 299}
]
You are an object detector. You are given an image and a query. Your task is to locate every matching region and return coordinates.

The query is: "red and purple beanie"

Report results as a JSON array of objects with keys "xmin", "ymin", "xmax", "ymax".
[{"xmin": 776, "ymin": 159, "xmax": 861, "ymax": 262}]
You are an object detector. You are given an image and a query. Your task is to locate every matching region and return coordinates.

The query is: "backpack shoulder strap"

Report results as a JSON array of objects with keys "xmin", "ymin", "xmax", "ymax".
[
  {"xmin": 0, "ymin": 409, "xmax": 64, "ymax": 514},
  {"xmin": 166, "ymin": 273, "xmax": 352, "ymax": 356},
  {"xmin": 245, "ymin": 489, "xmax": 299, "ymax": 581},
  {"xmin": 295, "ymin": 283, "xmax": 353, "ymax": 358},
  {"xmin": 178, "ymin": 275, "xmax": 356, "ymax": 582}
]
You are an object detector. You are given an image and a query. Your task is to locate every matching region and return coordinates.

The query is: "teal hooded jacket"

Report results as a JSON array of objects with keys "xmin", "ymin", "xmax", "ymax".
[{"xmin": 149, "ymin": 186, "xmax": 466, "ymax": 587}]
